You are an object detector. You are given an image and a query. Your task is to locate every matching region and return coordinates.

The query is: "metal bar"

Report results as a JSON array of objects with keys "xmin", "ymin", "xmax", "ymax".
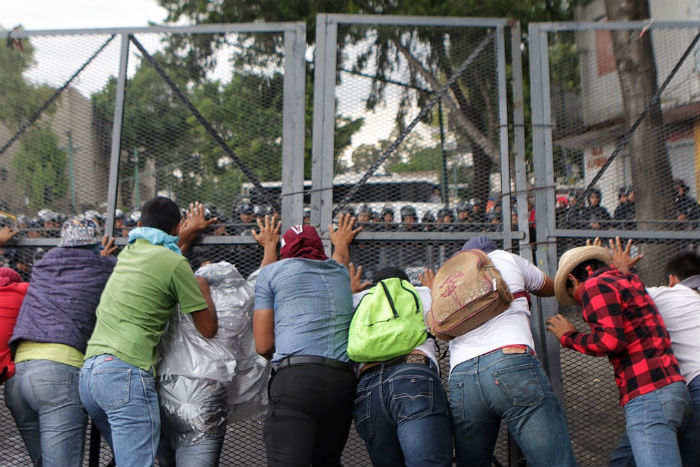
[
  {"xmin": 352, "ymin": 230, "xmax": 527, "ymax": 242},
  {"xmin": 552, "ymin": 228, "xmax": 700, "ymax": 240},
  {"xmin": 438, "ymin": 99, "xmax": 449, "ymax": 205},
  {"xmin": 87, "ymin": 421, "xmax": 101, "ymax": 467},
  {"xmin": 104, "ymin": 33, "xmax": 130, "ymax": 239},
  {"xmin": 0, "ymin": 34, "xmax": 116, "ymax": 157},
  {"xmin": 510, "ymin": 22, "xmax": 529, "ymax": 257},
  {"xmin": 531, "ymin": 20, "xmax": 700, "ymax": 32},
  {"xmin": 322, "ymin": 13, "xmax": 509, "ymax": 27},
  {"xmin": 128, "ymin": 35, "xmax": 280, "ymax": 212},
  {"xmin": 281, "ymin": 24, "xmax": 307, "ymax": 231},
  {"xmin": 311, "ymin": 14, "xmax": 338, "ymax": 254},
  {"xmin": 528, "ymin": 23, "xmax": 565, "ymax": 402},
  {"xmin": 495, "ymin": 25, "xmax": 512, "ymax": 251},
  {"xmin": 7, "ymin": 23, "xmax": 308, "ymax": 38}
]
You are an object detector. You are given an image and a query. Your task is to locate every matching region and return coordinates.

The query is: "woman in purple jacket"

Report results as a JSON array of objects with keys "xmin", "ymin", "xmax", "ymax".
[{"xmin": 4, "ymin": 217, "xmax": 117, "ymax": 467}]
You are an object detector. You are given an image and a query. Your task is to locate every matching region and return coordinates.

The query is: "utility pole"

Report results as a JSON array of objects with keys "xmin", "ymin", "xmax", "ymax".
[{"xmin": 62, "ymin": 130, "xmax": 81, "ymax": 214}]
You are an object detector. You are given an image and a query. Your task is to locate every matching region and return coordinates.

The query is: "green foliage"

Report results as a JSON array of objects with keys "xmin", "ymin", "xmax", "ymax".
[
  {"xmin": 157, "ymin": 0, "xmax": 573, "ymax": 203},
  {"xmin": 0, "ymin": 30, "xmax": 66, "ymax": 211},
  {"xmin": 13, "ymin": 127, "xmax": 67, "ymax": 210}
]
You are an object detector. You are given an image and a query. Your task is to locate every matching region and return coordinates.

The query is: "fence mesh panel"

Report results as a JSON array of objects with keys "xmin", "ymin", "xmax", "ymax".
[
  {"xmin": 543, "ymin": 23, "xmax": 700, "ymax": 466},
  {"xmin": 331, "ymin": 23, "xmax": 509, "ymax": 280}
]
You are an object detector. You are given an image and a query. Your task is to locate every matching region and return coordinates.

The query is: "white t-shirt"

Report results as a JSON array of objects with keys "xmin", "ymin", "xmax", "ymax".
[
  {"xmin": 448, "ymin": 249, "xmax": 546, "ymax": 373},
  {"xmin": 352, "ymin": 285, "xmax": 439, "ymax": 371},
  {"xmin": 646, "ymin": 284, "xmax": 700, "ymax": 384}
]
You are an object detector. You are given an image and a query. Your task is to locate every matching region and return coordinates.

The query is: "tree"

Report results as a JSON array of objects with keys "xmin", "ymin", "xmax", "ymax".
[
  {"xmin": 604, "ymin": 0, "xmax": 676, "ymax": 284},
  {"xmin": 13, "ymin": 127, "xmax": 67, "ymax": 211},
  {"xmin": 157, "ymin": 0, "xmax": 574, "ymax": 203},
  {"xmin": 0, "ymin": 29, "xmax": 65, "ymax": 212}
]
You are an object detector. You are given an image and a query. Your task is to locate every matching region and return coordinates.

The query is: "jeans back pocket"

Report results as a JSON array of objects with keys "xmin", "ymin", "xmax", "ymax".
[{"xmin": 92, "ymin": 369, "xmax": 131, "ymax": 409}]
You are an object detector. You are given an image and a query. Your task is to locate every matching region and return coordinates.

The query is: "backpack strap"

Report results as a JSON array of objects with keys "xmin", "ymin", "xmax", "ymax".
[
  {"xmin": 378, "ymin": 280, "xmax": 399, "ymax": 319},
  {"xmin": 512, "ymin": 290, "xmax": 531, "ymax": 308}
]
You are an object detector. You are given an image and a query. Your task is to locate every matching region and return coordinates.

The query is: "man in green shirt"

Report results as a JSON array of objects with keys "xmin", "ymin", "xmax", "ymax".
[{"xmin": 79, "ymin": 197, "xmax": 217, "ymax": 467}]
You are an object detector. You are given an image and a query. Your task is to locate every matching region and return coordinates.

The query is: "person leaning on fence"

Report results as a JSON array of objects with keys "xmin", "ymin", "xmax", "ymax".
[
  {"xmin": 348, "ymin": 264, "xmax": 453, "ymax": 467},
  {"xmin": 600, "ymin": 239, "xmax": 700, "ymax": 467},
  {"xmin": 547, "ymin": 244, "xmax": 690, "ymax": 467},
  {"xmin": 79, "ymin": 198, "xmax": 219, "ymax": 467},
  {"xmin": 253, "ymin": 214, "xmax": 361, "ymax": 467},
  {"xmin": 0, "ymin": 267, "xmax": 27, "ymax": 385},
  {"xmin": 4, "ymin": 217, "xmax": 117, "ymax": 467},
  {"xmin": 157, "ymin": 215, "xmax": 281, "ymax": 467},
  {"xmin": 445, "ymin": 236, "xmax": 576, "ymax": 467}
]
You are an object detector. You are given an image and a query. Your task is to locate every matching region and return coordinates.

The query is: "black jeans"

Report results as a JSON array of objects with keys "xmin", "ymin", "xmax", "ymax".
[{"xmin": 264, "ymin": 363, "xmax": 356, "ymax": 467}]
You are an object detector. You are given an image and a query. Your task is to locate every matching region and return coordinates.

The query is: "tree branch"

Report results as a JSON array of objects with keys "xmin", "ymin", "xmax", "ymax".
[{"xmin": 391, "ymin": 37, "xmax": 500, "ymax": 163}]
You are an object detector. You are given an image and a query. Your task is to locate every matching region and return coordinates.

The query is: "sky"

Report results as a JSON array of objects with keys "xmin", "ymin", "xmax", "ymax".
[
  {"xmin": 0, "ymin": 0, "xmax": 174, "ymax": 30},
  {"xmin": 0, "ymin": 0, "xmax": 418, "ymax": 162}
]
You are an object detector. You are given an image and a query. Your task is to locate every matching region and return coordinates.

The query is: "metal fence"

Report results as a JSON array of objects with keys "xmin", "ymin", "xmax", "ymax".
[
  {"xmin": 1, "ymin": 15, "xmax": 699, "ymax": 467},
  {"xmin": 529, "ymin": 20, "xmax": 700, "ymax": 467}
]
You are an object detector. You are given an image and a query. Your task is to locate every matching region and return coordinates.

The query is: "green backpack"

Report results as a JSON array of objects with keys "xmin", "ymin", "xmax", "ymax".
[{"xmin": 347, "ymin": 277, "xmax": 427, "ymax": 362}]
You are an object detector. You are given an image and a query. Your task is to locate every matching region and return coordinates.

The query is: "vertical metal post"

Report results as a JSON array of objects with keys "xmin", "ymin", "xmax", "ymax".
[
  {"xmin": 104, "ymin": 34, "xmax": 130, "ymax": 238},
  {"xmin": 438, "ymin": 99, "xmax": 449, "ymax": 205},
  {"xmin": 281, "ymin": 24, "xmax": 307, "ymax": 231},
  {"xmin": 133, "ymin": 147, "xmax": 140, "ymax": 209},
  {"xmin": 529, "ymin": 23, "xmax": 564, "ymax": 401},
  {"xmin": 510, "ymin": 22, "xmax": 529, "ymax": 258},
  {"xmin": 496, "ymin": 25, "xmax": 512, "ymax": 251},
  {"xmin": 311, "ymin": 14, "xmax": 338, "ymax": 254},
  {"xmin": 66, "ymin": 130, "xmax": 77, "ymax": 214}
]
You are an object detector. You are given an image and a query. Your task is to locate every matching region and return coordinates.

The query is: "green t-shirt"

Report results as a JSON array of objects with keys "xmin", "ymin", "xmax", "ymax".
[{"xmin": 85, "ymin": 239, "xmax": 207, "ymax": 370}]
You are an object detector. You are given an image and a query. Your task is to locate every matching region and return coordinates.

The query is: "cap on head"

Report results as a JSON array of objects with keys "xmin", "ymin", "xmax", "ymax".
[
  {"xmin": 553, "ymin": 246, "xmax": 611, "ymax": 306},
  {"xmin": 461, "ymin": 236, "xmax": 497, "ymax": 254},
  {"xmin": 58, "ymin": 217, "xmax": 101, "ymax": 248}
]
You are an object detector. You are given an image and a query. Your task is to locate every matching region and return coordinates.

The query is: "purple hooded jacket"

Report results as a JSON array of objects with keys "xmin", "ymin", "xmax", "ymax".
[{"xmin": 10, "ymin": 247, "xmax": 116, "ymax": 354}]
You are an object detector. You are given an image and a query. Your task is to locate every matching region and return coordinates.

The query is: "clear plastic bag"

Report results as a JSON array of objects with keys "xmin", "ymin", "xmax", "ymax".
[{"xmin": 157, "ymin": 261, "xmax": 270, "ymax": 446}]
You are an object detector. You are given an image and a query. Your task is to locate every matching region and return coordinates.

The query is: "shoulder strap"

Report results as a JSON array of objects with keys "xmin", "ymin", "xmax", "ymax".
[
  {"xmin": 512, "ymin": 290, "xmax": 531, "ymax": 307},
  {"xmin": 378, "ymin": 280, "xmax": 399, "ymax": 318}
]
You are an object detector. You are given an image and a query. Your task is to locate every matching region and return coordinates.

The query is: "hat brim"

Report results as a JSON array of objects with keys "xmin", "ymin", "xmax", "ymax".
[{"xmin": 554, "ymin": 246, "xmax": 611, "ymax": 306}]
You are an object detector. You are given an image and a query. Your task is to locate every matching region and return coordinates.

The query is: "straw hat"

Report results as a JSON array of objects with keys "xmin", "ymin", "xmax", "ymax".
[{"xmin": 554, "ymin": 246, "xmax": 611, "ymax": 306}]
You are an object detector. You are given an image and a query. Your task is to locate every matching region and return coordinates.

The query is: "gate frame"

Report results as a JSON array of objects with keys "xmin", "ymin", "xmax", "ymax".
[
  {"xmin": 528, "ymin": 20, "xmax": 700, "ymax": 397},
  {"xmin": 6, "ymin": 23, "xmax": 307, "ymax": 241}
]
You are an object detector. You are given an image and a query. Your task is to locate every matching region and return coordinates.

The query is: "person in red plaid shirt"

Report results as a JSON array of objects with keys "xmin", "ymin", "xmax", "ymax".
[{"xmin": 547, "ymin": 245, "xmax": 690, "ymax": 467}]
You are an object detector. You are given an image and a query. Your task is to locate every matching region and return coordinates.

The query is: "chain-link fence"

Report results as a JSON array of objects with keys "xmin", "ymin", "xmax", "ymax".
[
  {"xmin": 530, "ymin": 20, "xmax": 700, "ymax": 467},
  {"xmin": 3, "ymin": 15, "xmax": 698, "ymax": 467}
]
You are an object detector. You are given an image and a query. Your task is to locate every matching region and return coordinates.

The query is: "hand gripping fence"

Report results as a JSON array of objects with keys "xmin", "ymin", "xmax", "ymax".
[
  {"xmin": 129, "ymin": 35, "xmax": 281, "ymax": 213},
  {"xmin": 333, "ymin": 30, "xmax": 495, "ymax": 216}
]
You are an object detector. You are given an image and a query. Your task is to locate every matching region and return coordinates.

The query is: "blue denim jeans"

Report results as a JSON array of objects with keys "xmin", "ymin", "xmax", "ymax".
[
  {"xmin": 158, "ymin": 432, "xmax": 224, "ymax": 467},
  {"xmin": 4, "ymin": 360, "xmax": 87, "ymax": 467},
  {"xmin": 353, "ymin": 360, "xmax": 453, "ymax": 467},
  {"xmin": 448, "ymin": 348, "xmax": 576, "ymax": 467},
  {"xmin": 79, "ymin": 354, "xmax": 161, "ymax": 467},
  {"xmin": 608, "ymin": 380, "xmax": 691, "ymax": 467}
]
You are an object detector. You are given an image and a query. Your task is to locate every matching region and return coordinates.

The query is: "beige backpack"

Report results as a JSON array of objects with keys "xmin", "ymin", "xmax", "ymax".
[{"xmin": 428, "ymin": 249, "xmax": 515, "ymax": 338}]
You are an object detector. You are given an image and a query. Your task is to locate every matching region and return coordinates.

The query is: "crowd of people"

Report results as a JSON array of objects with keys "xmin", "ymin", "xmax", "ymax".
[
  {"xmin": 556, "ymin": 179, "xmax": 700, "ymax": 230},
  {"xmin": 0, "ymin": 193, "xmax": 696, "ymax": 467}
]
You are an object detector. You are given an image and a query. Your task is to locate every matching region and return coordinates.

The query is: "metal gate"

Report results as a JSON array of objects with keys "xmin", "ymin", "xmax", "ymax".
[{"xmin": 529, "ymin": 20, "xmax": 700, "ymax": 467}]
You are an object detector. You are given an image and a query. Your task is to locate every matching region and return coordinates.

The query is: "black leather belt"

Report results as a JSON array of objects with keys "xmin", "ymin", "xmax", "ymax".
[
  {"xmin": 275, "ymin": 355, "xmax": 351, "ymax": 372},
  {"xmin": 360, "ymin": 353, "xmax": 434, "ymax": 376}
]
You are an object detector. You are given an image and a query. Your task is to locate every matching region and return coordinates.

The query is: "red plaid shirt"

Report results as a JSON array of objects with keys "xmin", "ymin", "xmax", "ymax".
[{"xmin": 561, "ymin": 267, "xmax": 683, "ymax": 405}]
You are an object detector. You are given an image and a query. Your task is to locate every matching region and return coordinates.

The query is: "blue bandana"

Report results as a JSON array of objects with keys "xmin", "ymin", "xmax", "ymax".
[{"xmin": 128, "ymin": 227, "xmax": 181, "ymax": 255}]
